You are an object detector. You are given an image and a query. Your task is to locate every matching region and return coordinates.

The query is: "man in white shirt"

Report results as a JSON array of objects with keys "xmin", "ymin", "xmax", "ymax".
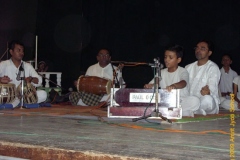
[
  {"xmin": 0, "ymin": 40, "xmax": 47, "ymax": 108},
  {"xmin": 185, "ymin": 40, "xmax": 221, "ymax": 115},
  {"xmin": 69, "ymin": 48, "xmax": 125, "ymax": 106}
]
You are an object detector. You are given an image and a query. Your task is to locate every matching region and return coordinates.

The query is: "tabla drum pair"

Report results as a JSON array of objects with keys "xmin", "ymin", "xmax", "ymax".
[
  {"xmin": 77, "ymin": 76, "xmax": 112, "ymax": 95},
  {"xmin": 0, "ymin": 82, "xmax": 38, "ymax": 104}
]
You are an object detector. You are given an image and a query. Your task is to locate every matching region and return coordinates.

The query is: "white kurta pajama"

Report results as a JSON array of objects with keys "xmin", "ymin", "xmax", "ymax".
[
  {"xmin": 220, "ymin": 76, "xmax": 240, "ymax": 111},
  {"xmin": 186, "ymin": 60, "xmax": 221, "ymax": 115},
  {"xmin": 0, "ymin": 59, "xmax": 47, "ymax": 107},
  {"xmin": 218, "ymin": 67, "xmax": 238, "ymax": 104},
  {"xmin": 148, "ymin": 66, "xmax": 200, "ymax": 117},
  {"xmin": 219, "ymin": 67, "xmax": 238, "ymax": 97}
]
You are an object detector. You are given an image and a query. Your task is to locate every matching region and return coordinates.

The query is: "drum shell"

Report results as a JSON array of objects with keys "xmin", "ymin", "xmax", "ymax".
[
  {"xmin": 17, "ymin": 82, "xmax": 38, "ymax": 104},
  {"xmin": 77, "ymin": 76, "xmax": 112, "ymax": 95},
  {"xmin": 0, "ymin": 83, "xmax": 16, "ymax": 104}
]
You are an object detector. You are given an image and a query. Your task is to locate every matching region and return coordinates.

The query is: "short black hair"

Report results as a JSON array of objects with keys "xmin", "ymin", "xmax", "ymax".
[
  {"xmin": 165, "ymin": 44, "xmax": 184, "ymax": 58},
  {"xmin": 222, "ymin": 54, "xmax": 233, "ymax": 60},
  {"xmin": 197, "ymin": 39, "xmax": 214, "ymax": 52},
  {"xmin": 9, "ymin": 40, "xmax": 24, "ymax": 50},
  {"xmin": 97, "ymin": 48, "xmax": 111, "ymax": 56}
]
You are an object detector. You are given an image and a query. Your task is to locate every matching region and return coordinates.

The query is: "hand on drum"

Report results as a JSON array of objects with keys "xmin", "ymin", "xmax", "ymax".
[
  {"xmin": 0, "ymin": 75, "xmax": 12, "ymax": 84},
  {"xmin": 25, "ymin": 77, "xmax": 38, "ymax": 84}
]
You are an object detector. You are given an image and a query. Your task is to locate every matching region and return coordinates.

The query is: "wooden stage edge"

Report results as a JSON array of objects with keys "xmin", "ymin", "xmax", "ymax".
[{"xmin": 0, "ymin": 141, "xmax": 143, "ymax": 160}]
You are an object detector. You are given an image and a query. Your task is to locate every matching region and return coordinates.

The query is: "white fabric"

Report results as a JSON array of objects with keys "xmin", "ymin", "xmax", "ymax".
[
  {"xmin": 220, "ymin": 98, "xmax": 240, "ymax": 111},
  {"xmin": 148, "ymin": 66, "xmax": 200, "ymax": 117},
  {"xmin": 185, "ymin": 60, "xmax": 221, "ymax": 114},
  {"xmin": 0, "ymin": 59, "xmax": 47, "ymax": 107},
  {"xmin": 219, "ymin": 67, "xmax": 238, "ymax": 94},
  {"xmin": 233, "ymin": 76, "xmax": 240, "ymax": 98},
  {"xmin": 80, "ymin": 62, "xmax": 124, "ymax": 105},
  {"xmin": 220, "ymin": 76, "xmax": 240, "ymax": 111},
  {"xmin": 86, "ymin": 63, "xmax": 124, "ymax": 83},
  {"xmin": 149, "ymin": 66, "xmax": 189, "ymax": 97}
]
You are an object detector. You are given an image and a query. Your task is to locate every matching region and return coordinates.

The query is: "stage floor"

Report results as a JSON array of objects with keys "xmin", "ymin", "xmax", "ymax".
[{"xmin": 0, "ymin": 104, "xmax": 239, "ymax": 160}]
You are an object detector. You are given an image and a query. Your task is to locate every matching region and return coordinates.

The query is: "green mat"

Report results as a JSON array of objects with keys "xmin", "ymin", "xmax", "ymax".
[{"xmin": 175, "ymin": 113, "xmax": 240, "ymax": 123}]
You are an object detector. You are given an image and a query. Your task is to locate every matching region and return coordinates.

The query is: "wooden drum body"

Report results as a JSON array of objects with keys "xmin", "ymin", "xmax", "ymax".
[
  {"xmin": 77, "ymin": 76, "xmax": 112, "ymax": 95},
  {"xmin": 0, "ymin": 83, "xmax": 16, "ymax": 104}
]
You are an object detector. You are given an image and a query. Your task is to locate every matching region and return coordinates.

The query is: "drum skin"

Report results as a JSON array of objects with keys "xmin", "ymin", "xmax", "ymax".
[
  {"xmin": 0, "ymin": 83, "xmax": 16, "ymax": 104},
  {"xmin": 77, "ymin": 76, "xmax": 112, "ymax": 95}
]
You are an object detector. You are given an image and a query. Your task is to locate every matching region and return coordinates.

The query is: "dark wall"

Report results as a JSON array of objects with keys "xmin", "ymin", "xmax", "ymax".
[
  {"xmin": 1, "ymin": 0, "xmax": 240, "ymax": 90},
  {"xmin": 0, "ymin": 0, "xmax": 38, "ymax": 61}
]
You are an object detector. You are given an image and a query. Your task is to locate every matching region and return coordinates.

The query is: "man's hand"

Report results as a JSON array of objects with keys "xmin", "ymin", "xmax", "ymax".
[
  {"xmin": 201, "ymin": 85, "xmax": 210, "ymax": 96},
  {"xmin": 25, "ymin": 77, "xmax": 39, "ymax": 84},
  {"xmin": 0, "ymin": 76, "xmax": 11, "ymax": 84}
]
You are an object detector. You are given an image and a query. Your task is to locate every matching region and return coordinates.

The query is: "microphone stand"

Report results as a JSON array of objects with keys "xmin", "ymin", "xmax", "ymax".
[
  {"xmin": 19, "ymin": 64, "xmax": 25, "ymax": 109},
  {"xmin": 132, "ymin": 58, "xmax": 172, "ymax": 123}
]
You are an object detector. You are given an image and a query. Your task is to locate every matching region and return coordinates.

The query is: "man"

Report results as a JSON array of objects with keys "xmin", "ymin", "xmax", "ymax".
[
  {"xmin": 0, "ymin": 40, "xmax": 47, "ymax": 108},
  {"xmin": 185, "ymin": 40, "xmax": 220, "ymax": 115},
  {"xmin": 69, "ymin": 48, "xmax": 125, "ymax": 106}
]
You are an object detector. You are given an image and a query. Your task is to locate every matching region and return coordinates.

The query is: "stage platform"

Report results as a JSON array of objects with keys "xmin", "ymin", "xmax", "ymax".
[{"xmin": 0, "ymin": 103, "xmax": 239, "ymax": 160}]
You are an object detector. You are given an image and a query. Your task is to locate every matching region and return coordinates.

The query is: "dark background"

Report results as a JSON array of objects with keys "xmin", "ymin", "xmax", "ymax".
[{"xmin": 0, "ymin": 0, "xmax": 240, "ymax": 91}]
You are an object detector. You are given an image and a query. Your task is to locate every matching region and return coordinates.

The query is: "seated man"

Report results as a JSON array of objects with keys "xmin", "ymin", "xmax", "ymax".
[
  {"xmin": 69, "ymin": 48, "xmax": 125, "ymax": 106},
  {"xmin": 0, "ymin": 40, "xmax": 47, "ymax": 108},
  {"xmin": 186, "ymin": 40, "xmax": 221, "ymax": 115}
]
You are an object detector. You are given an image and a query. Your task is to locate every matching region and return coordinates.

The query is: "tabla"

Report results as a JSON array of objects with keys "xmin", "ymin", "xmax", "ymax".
[
  {"xmin": 17, "ymin": 82, "xmax": 38, "ymax": 104},
  {"xmin": 0, "ymin": 83, "xmax": 16, "ymax": 103},
  {"xmin": 77, "ymin": 76, "xmax": 112, "ymax": 95}
]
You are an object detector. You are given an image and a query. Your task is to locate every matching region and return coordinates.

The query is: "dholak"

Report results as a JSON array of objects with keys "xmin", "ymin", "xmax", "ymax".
[
  {"xmin": 77, "ymin": 76, "xmax": 112, "ymax": 95},
  {"xmin": 0, "ymin": 83, "xmax": 16, "ymax": 103},
  {"xmin": 17, "ymin": 82, "xmax": 38, "ymax": 104}
]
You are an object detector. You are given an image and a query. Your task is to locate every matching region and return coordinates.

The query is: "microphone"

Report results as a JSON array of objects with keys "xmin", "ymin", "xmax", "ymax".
[{"xmin": 16, "ymin": 62, "xmax": 24, "ymax": 80}]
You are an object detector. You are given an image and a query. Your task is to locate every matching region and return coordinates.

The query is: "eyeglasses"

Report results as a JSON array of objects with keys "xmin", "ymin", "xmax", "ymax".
[
  {"xmin": 194, "ymin": 47, "xmax": 208, "ymax": 51},
  {"xmin": 98, "ymin": 54, "xmax": 110, "ymax": 58}
]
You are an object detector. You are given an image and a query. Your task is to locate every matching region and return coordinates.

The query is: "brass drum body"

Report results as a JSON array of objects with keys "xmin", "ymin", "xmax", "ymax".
[
  {"xmin": 77, "ymin": 76, "xmax": 112, "ymax": 95},
  {"xmin": 0, "ymin": 83, "xmax": 16, "ymax": 103},
  {"xmin": 17, "ymin": 82, "xmax": 38, "ymax": 104}
]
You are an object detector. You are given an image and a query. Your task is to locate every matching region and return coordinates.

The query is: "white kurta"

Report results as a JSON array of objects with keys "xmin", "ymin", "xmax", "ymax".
[
  {"xmin": 149, "ymin": 66, "xmax": 200, "ymax": 117},
  {"xmin": 186, "ymin": 60, "xmax": 221, "ymax": 115},
  {"xmin": 220, "ymin": 76, "xmax": 240, "ymax": 111},
  {"xmin": 219, "ymin": 67, "xmax": 238, "ymax": 95},
  {"xmin": 77, "ymin": 63, "xmax": 125, "ymax": 105},
  {"xmin": 0, "ymin": 59, "xmax": 47, "ymax": 107}
]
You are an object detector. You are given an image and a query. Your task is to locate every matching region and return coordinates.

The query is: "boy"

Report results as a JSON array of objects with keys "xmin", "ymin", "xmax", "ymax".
[
  {"xmin": 220, "ymin": 75, "xmax": 240, "ymax": 111},
  {"xmin": 219, "ymin": 54, "xmax": 238, "ymax": 98},
  {"xmin": 144, "ymin": 45, "xmax": 200, "ymax": 117}
]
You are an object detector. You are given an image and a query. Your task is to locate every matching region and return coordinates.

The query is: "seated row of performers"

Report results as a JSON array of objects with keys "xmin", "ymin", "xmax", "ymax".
[{"xmin": 0, "ymin": 40, "xmax": 239, "ymax": 117}]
